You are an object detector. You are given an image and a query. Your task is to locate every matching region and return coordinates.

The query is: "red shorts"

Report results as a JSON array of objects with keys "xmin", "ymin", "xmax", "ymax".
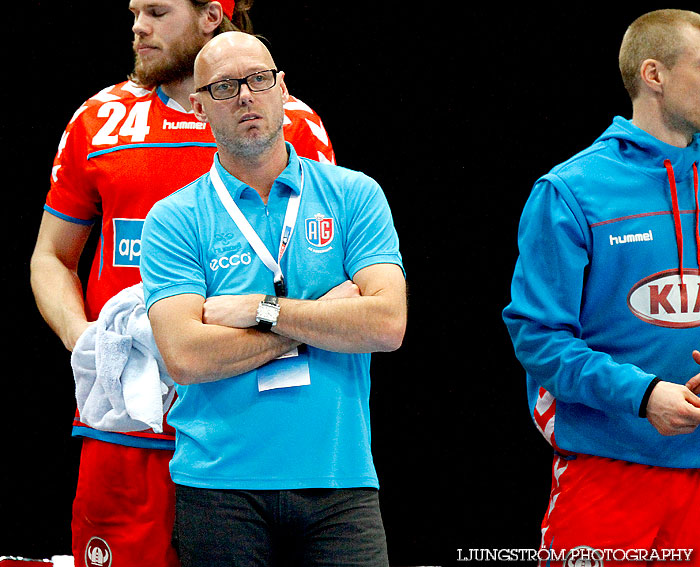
[
  {"xmin": 72, "ymin": 438, "xmax": 179, "ymax": 567},
  {"xmin": 540, "ymin": 454, "xmax": 700, "ymax": 566}
]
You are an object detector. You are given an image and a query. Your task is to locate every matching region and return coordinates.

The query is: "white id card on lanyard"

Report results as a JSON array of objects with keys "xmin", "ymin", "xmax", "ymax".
[{"xmin": 209, "ymin": 160, "xmax": 310, "ymax": 392}]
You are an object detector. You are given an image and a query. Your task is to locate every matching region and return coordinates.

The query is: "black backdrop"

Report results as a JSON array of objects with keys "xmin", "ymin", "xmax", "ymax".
[{"xmin": 3, "ymin": 2, "xmax": 694, "ymax": 565}]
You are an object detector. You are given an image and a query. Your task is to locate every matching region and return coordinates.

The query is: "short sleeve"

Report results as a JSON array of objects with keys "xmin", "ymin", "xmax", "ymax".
[
  {"xmin": 342, "ymin": 173, "xmax": 404, "ymax": 279},
  {"xmin": 140, "ymin": 197, "xmax": 207, "ymax": 311},
  {"xmin": 45, "ymin": 104, "xmax": 101, "ymax": 224}
]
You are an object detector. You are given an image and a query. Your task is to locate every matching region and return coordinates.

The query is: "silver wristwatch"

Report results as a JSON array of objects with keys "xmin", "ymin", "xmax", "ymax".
[{"xmin": 256, "ymin": 295, "xmax": 280, "ymax": 331}]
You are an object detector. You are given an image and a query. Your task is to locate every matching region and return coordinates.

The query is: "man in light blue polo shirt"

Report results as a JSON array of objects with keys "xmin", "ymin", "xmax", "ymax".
[{"xmin": 140, "ymin": 31, "xmax": 407, "ymax": 567}]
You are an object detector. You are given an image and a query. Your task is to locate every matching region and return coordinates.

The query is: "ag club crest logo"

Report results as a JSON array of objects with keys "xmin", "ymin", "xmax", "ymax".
[{"xmin": 305, "ymin": 213, "xmax": 334, "ymax": 248}]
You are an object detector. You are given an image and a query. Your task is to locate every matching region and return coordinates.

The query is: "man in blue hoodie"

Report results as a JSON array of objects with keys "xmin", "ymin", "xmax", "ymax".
[{"xmin": 504, "ymin": 9, "xmax": 700, "ymax": 563}]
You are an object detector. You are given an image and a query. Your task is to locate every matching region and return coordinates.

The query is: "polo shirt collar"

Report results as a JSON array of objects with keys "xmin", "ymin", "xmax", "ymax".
[{"xmin": 211, "ymin": 142, "xmax": 303, "ymax": 201}]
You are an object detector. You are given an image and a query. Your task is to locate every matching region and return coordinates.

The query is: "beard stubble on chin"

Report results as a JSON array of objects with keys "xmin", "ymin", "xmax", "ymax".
[
  {"xmin": 214, "ymin": 125, "xmax": 284, "ymax": 160},
  {"xmin": 211, "ymin": 103, "xmax": 287, "ymax": 161},
  {"xmin": 131, "ymin": 27, "xmax": 208, "ymax": 88}
]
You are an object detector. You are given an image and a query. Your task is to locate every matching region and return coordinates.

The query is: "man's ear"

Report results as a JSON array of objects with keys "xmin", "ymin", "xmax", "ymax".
[
  {"xmin": 278, "ymin": 71, "xmax": 289, "ymax": 104},
  {"xmin": 639, "ymin": 58, "xmax": 666, "ymax": 95},
  {"xmin": 190, "ymin": 93, "xmax": 209, "ymax": 123},
  {"xmin": 200, "ymin": 1, "xmax": 224, "ymax": 35}
]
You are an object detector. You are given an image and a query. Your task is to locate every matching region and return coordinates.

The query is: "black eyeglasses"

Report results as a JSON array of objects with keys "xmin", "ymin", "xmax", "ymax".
[{"xmin": 196, "ymin": 69, "xmax": 279, "ymax": 100}]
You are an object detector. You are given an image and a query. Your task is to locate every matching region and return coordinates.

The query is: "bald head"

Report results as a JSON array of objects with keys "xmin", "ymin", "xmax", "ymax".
[
  {"xmin": 194, "ymin": 31, "xmax": 277, "ymax": 89},
  {"xmin": 189, "ymin": 30, "xmax": 288, "ymax": 166}
]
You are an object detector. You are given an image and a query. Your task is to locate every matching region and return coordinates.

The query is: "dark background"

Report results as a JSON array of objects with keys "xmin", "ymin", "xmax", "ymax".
[{"xmin": 2, "ymin": 2, "xmax": 692, "ymax": 566}]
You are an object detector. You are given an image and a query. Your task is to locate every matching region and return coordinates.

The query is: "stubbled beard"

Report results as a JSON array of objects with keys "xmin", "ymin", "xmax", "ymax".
[
  {"xmin": 211, "ymin": 107, "xmax": 286, "ymax": 160},
  {"xmin": 131, "ymin": 32, "xmax": 207, "ymax": 88}
]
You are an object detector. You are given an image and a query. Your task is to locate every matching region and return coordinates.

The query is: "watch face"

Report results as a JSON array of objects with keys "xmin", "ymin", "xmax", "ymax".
[{"xmin": 257, "ymin": 303, "xmax": 280, "ymax": 323}]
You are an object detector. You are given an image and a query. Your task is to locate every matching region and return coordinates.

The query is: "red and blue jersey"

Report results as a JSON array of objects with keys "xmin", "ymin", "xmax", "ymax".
[{"xmin": 45, "ymin": 80, "xmax": 335, "ymax": 448}]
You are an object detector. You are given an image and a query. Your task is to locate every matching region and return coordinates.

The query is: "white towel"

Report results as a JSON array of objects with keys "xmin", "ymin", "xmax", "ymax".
[{"xmin": 71, "ymin": 283, "xmax": 175, "ymax": 433}]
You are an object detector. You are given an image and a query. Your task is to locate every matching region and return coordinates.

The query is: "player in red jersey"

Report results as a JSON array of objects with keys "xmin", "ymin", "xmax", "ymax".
[{"xmin": 30, "ymin": 1, "xmax": 335, "ymax": 565}]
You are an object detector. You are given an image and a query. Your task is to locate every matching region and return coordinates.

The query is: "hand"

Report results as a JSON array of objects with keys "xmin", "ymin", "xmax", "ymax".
[
  {"xmin": 685, "ymin": 350, "xmax": 700, "ymax": 394},
  {"xmin": 319, "ymin": 280, "xmax": 360, "ymax": 301},
  {"xmin": 687, "ymin": 350, "xmax": 700, "ymax": 394},
  {"xmin": 202, "ymin": 294, "xmax": 262, "ymax": 328},
  {"xmin": 646, "ymin": 380, "xmax": 700, "ymax": 436}
]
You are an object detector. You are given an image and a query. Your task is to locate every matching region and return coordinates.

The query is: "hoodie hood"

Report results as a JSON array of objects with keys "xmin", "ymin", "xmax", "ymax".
[
  {"xmin": 596, "ymin": 116, "xmax": 700, "ymax": 282},
  {"xmin": 596, "ymin": 116, "xmax": 700, "ymax": 173}
]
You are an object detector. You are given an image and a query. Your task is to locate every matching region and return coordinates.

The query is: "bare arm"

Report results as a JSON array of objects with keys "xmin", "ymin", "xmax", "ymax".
[
  {"xmin": 149, "ymin": 280, "xmax": 364, "ymax": 385},
  {"xmin": 149, "ymin": 293, "xmax": 301, "ymax": 385},
  {"xmin": 202, "ymin": 263, "xmax": 407, "ymax": 353},
  {"xmin": 30, "ymin": 211, "xmax": 93, "ymax": 351}
]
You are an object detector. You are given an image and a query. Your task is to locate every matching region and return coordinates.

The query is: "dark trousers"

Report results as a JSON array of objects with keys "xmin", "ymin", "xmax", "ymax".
[{"xmin": 174, "ymin": 485, "xmax": 390, "ymax": 567}]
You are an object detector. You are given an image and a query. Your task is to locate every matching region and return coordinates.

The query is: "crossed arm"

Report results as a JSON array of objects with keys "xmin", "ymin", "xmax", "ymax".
[{"xmin": 148, "ymin": 263, "xmax": 407, "ymax": 385}]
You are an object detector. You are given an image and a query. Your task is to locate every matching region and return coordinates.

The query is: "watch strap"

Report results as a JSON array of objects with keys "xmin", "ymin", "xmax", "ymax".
[{"xmin": 256, "ymin": 295, "xmax": 280, "ymax": 332}]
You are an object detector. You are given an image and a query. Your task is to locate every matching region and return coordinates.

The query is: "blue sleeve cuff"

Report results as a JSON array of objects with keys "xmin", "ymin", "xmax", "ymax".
[{"xmin": 638, "ymin": 377, "xmax": 661, "ymax": 418}]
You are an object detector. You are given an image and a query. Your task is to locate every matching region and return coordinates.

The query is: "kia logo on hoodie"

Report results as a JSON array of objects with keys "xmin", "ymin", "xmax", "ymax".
[{"xmin": 627, "ymin": 269, "xmax": 700, "ymax": 328}]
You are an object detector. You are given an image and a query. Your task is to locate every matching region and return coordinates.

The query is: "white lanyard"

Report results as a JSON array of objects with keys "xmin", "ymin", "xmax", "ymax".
[{"xmin": 209, "ymin": 160, "xmax": 303, "ymax": 296}]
